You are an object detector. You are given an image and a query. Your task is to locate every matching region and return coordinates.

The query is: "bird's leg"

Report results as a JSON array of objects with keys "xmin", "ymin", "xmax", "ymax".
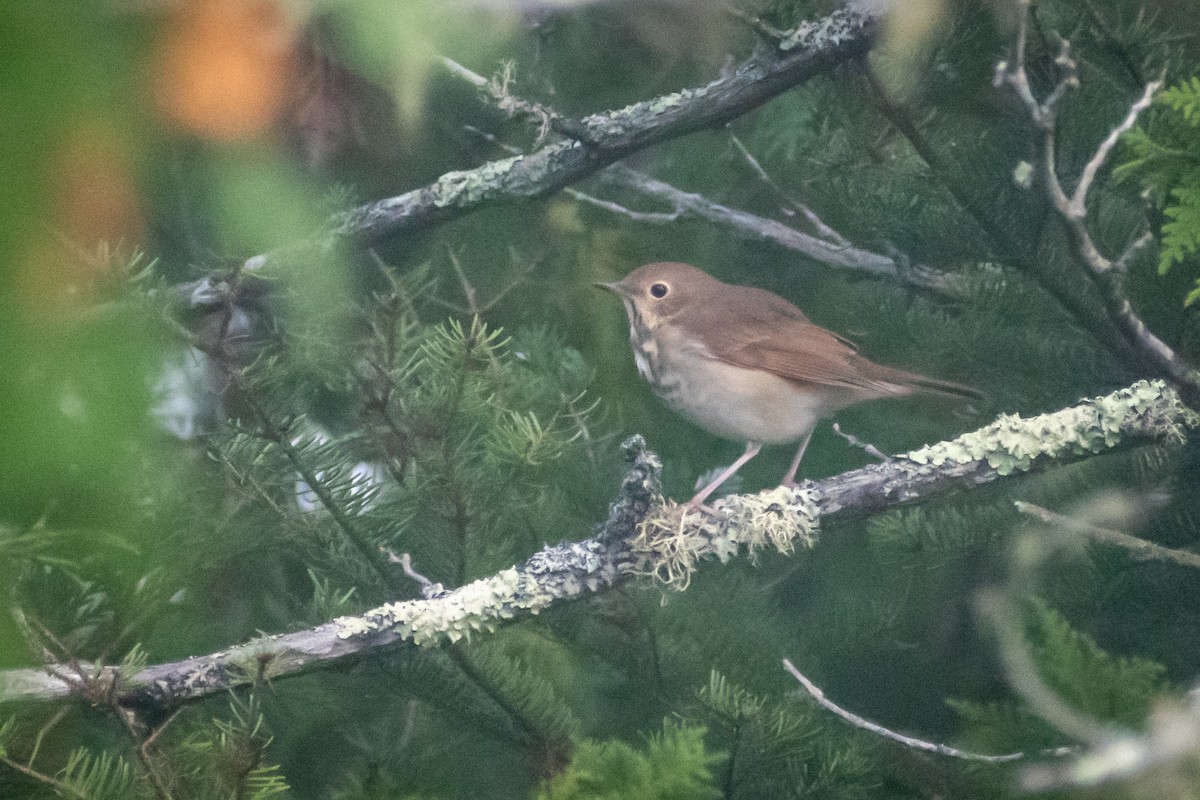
[
  {"xmin": 687, "ymin": 442, "xmax": 762, "ymax": 509},
  {"xmin": 780, "ymin": 429, "xmax": 814, "ymax": 488}
]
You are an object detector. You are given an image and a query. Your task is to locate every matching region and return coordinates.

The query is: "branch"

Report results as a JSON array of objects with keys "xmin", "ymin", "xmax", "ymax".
[
  {"xmin": 995, "ymin": 8, "xmax": 1200, "ymax": 405},
  {"xmin": 250, "ymin": 8, "xmax": 875, "ymax": 257},
  {"xmin": 864, "ymin": 63, "xmax": 1140, "ymax": 369},
  {"xmin": 1017, "ymin": 690, "xmax": 1200, "ymax": 792},
  {"xmin": 584, "ymin": 165, "xmax": 964, "ymax": 296},
  {"xmin": 446, "ymin": 41, "xmax": 958, "ymax": 298},
  {"xmin": 782, "ymin": 658, "xmax": 1029, "ymax": 763},
  {"xmin": 0, "ymin": 380, "xmax": 1194, "ymax": 709},
  {"xmin": 1014, "ymin": 501, "xmax": 1200, "ymax": 570}
]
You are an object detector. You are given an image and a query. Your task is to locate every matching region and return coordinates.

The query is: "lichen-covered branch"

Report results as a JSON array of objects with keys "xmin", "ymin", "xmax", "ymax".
[
  {"xmin": 1, "ymin": 381, "xmax": 1194, "ymax": 710},
  {"xmin": 295, "ymin": 9, "xmax": 875, "ymax": 249}
]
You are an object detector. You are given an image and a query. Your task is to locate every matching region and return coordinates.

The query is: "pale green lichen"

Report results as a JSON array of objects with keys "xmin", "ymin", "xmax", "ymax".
[
  {"xmin": 430, "ymin": 154, "xmax": 524, "ymax": 208},
  {"xmin": 906, "ymin": 380, "xmax": 1199, "ymax": 475},
  {"xmin": 334, "ymin": 540, "xmax": 620, "ymax": 646},
  {"xmin": 629, "ymin": 486, "xmax": 821, "ymax": 591},
  {"xmin": 580, "ymin": 85, "xmax": 715, "ymax": 138},
  {"xmin": 779, "ymin": 9, "xmax": 867, "ymax": 52}
]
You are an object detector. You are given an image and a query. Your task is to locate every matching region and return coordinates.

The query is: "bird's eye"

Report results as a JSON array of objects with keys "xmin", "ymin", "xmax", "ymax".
[{"xmin": 650, "ymin": 283, "xmax": 669, "ymax": 298}]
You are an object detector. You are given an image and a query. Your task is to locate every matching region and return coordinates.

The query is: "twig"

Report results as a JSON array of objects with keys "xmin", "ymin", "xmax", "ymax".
[
  {"xmin": 724, "ymin": 4, "xmax": 787, "ymax": 44},
  {"xmin": 995, "ymin": 7, "xmax": 1200, "ymax": 404},
  {"xmin": 0, "ymin": 754, "xmax": 89, "ymax": 800},
  {"xmin": 447, "ymin": 247, "xmax": 481, "ymax": 317},
  {"xmin": 728, "ymin": 133, "xmax": 850, "ymax": 246},
  {"xmin": 115, "ymin": 697, "xmax": 176, "ymax": 800},
  {"xmin": 782, "ymin": 658, "xmax": 1028, "ymax": 763},
  {"xmin": 831, "ymin": 423, "xmax": 892, "ymax": 463},
  {"xmin": 442, "ymin": 57, "xmax": 557, "ymax": 143},
  {"xmin": 565, "ymin": 188, "xmax": 682, "ymax": 224},
  {"xmin": 397, "ymin": 553, "xmax": 442, "ymax": 599},
  {"xmin": 27, "ymin": 706, "xmax": 68, "ymax": 768},
  {"xmin": 595, "ymin": 165, "xmax": 962, "ymax": 296},
  {"xmin": 1014, "ymin": 501, "xmax": 1200, "ymax": 569}
]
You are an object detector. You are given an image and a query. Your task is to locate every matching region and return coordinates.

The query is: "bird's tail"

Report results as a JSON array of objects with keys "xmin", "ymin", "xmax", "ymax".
[{"xmin": 871, "ymin": 363, "xmax": 981, "ymax": 402}]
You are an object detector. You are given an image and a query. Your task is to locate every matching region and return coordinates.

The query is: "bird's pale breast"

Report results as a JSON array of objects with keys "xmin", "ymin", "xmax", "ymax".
[{"xmin": 633, "ymin": 322, "xmax": 837, "ymax": 445}]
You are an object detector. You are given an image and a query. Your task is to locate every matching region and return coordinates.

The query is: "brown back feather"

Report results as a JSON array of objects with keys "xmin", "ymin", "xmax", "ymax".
[{"xmin": 704, "ymin": 285, "xmax": 973, "ymax": 399}]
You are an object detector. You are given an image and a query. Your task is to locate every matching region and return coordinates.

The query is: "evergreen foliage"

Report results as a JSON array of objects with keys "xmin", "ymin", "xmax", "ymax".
[
  {"xmin": 2, "ymin": 0, "xmax": 1200, "ymax": 798},
  {"xmin": 534, "ymin": 723, "xmax": 721, "ymax": 800},
  {"xmin": 1118, "ymin": 76, "xmax": 1200, "ymax": 304}
]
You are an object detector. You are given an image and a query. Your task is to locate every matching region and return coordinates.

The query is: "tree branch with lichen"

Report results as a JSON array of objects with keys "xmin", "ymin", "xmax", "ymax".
[
  {"xmin": 0, "ymin": 380, "xmax": 1194, "ymax": 711},
  {"xmin": 218, "ymin": 8, "xmax": 875, "ymax": 276}
]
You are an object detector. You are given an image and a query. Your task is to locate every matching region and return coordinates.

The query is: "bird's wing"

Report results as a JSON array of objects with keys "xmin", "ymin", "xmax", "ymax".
[{"xmin": 712, "ymin": 315, "xmax": 904, "ymax": 394}]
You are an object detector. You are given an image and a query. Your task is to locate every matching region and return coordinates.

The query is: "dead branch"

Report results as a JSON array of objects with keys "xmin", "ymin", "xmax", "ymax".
[
  {"xmin": 994, "ymin": 2, "xmax": 1200, "ymax": 405},
  {"xmin": 783, "ymin": 658, "xmax": 1030, "ymax": 763}
]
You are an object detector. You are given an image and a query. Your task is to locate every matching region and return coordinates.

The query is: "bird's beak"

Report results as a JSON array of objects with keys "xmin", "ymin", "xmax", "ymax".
[{"xmin": 593, "ymin": 280, "xmax": 630, "ymax": 298}]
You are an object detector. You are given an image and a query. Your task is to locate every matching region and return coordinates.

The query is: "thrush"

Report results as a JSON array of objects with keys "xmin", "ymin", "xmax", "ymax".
[{"xmin": 598, "ymin": 262, "xmax": 974, "ymax": 507}]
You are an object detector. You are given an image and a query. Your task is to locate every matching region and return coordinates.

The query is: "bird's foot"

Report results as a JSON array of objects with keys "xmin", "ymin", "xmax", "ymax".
[{"xmin": 683, "ymin": 498, "xmax": 720, "ymax": 516}]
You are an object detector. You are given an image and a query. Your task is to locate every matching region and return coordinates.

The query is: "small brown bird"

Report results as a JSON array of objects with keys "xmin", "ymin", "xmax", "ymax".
[{"xmin": 599, "ymin": 262, "xmax": 974, "ymax": 508}]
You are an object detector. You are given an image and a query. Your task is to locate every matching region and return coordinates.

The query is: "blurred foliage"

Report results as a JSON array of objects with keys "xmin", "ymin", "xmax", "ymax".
[
  {"xmin": 2, "ymin": 0, "xmax": 1200, "ymax": 799},
  {"xmin": 950, "ymin": 601, "xmax": 1168, "ymax": 754}
]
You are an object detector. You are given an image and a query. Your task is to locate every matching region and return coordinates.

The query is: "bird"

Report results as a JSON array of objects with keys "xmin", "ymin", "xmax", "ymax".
[{"xmin": 597, "ymin": 262, "xmax": 975, "ymax": 508}]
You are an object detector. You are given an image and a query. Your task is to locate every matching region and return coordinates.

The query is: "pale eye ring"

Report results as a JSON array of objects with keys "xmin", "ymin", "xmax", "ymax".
[{"xmin": 650, "ymin": 282, "xmax": 669, "ymax": 298}]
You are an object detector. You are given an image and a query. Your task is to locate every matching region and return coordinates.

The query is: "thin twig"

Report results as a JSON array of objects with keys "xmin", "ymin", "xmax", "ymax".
[
  {"xmin": 115, "ymin": 700, "xmax": 176, "ymax": 800},
  {"xmin": 0, "ymin": 754, "xmax": 89, "ymax": 800},
  {"xmin": 728, "ymin": 133, "xmax": 849, "ymax": 245},
  {"xmin": 831, "ymin": 423, "xmax": 893, "ymax": 462},
  {"xmin": 782, "ymin": 658, "xmax": 1028, "ymax": 763},
  {"xmin": 447, "ymin": 247, "xmax": 481, "ymax": 318},
  {"xmin": 1070, "ymin": 78, "xmax": 1161, "ymax": 223},
  {"xmin": 1014, "ymin": 501, "xmax": 1200, "ymax": 569},
  {"xmin": 995, "ymin": 8, "xmax": 1200, "ymax": 404},
  {"xmin": 397, "ymin": 553, "xmax": 441, "ymax": 598},
  {"xmin": 565, "ymin": 188, "xmax": 682, "ymax": 224},
  {"xmin": 26, "ymin": 706, "xmax": 68, "ymax": 769}
]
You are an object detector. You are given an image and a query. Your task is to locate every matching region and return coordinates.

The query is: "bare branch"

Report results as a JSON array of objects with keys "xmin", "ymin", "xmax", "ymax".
[
  {"xmin": 831, "ymin": 423, "xmax": 892, "ymax": 463},
  {"xmin": 594, "ymin": 166, "xmax": 962, "ymax": 296},
  {"xmin": 1014, "ymin": 501, "xmax": 1200, "ymax": 570},
  {"xmin": 995, "ymin": 8, "xmax": 1200, "ymax": 405},
  {"xmin": 1018, "ymin": 691, "xmax": 1200, "ymax": 791},
  {"xmin": 1072, "ymin": 77, "xmax": 1161, "ymax": 217},
  {"xmin": 727, "ymin": 133, "xmax": 850, "ymax": 246},
  {"xmin": 565, "ymin": 188, "xmax": 682, "ymax": 223},
  {"xmin": 783, "ymin": 658, "xmax": 1029, "ymax": 763}
]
